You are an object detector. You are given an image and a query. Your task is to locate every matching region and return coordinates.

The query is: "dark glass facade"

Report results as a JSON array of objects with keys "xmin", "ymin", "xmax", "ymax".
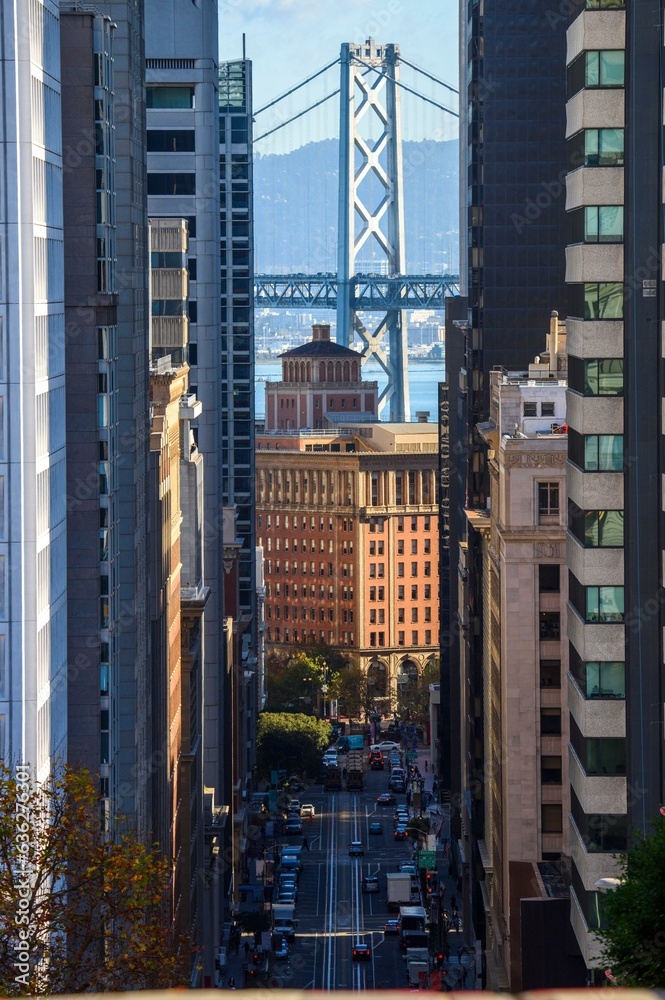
[
  {"xmin": 220, "ymin": 60, "xmax": 256, "ymax": 620},
  {"xmin": 465, "ymin": 0, "xmax": 568, "ymax": 489}
]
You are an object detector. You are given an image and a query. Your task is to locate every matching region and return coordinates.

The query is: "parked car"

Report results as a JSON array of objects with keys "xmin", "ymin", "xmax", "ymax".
[
  {"xmin": 352, "ymin": 942, "xmax": 371, "ymax": 961},
  {"xmin": 370, "ymin": 741, "xmax": 401, "ymax": 753},
  {"xmin": 349, "ymin": 841, "xmax": 364, "ymax": 856},
  {"xmin": 362, "ymin": 876, "xmax": 380, "ymax": 893},
  {"xmin": 369, "ymin": 821, "xmax": 382, "ymax": 835}
]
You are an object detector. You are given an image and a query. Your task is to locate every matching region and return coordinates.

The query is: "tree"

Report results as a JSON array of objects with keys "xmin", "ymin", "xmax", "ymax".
[
  {"xmin": 0, "ymin": 764, "xmax": 189, "ymax": 995},
  {"xmin": 256, "ymin": 712, "xmax": 331, "ymax": 780},
  {"xmin": 397, "ymin": 658, "xmax": 440, "ymax": 720},
  {"xmin": 597, "ymin": 815, "xmax": 665, "ymax": 986},
  {"xmin": 265, "ymin": 651, "xmax": 330, "ymax": 713}
]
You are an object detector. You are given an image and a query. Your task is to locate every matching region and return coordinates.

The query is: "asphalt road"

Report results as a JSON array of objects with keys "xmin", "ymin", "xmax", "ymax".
[{"xmin": 269, "ymin": 764, "xmax": 417, "ymax": 991}]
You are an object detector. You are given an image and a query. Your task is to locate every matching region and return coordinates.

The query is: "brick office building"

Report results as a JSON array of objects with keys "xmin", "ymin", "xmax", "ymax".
[{"xmin": 256, "ymin": 325, "xmax": 439, "ymax": 706}]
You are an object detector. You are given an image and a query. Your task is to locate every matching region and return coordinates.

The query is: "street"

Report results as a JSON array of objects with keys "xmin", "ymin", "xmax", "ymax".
[{"xmin": 268, "ymin": 764, "xmax": 428, "ymax": 991}]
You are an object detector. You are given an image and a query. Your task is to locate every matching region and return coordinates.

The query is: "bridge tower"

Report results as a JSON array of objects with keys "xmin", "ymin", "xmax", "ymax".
[{"xmin": 337, "ymin": 40, "xmax": 409, "ymax": 421}]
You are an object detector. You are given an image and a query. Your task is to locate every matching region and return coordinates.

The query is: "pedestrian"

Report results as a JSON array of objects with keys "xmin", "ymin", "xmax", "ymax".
[
  {"xmin": 458, "ymin": 945, "xmax": 464, "ymax": 962},
  {"xmin": 302, "ymin": 835, "xmax": 309, "ymax": 851},
  {"xmin": 243, "ymin": 940, "xmax": 251, "ymax": 957},
  {"xmin": 424, "ymin": 759, "xmax": 428, "ymax": 771}
]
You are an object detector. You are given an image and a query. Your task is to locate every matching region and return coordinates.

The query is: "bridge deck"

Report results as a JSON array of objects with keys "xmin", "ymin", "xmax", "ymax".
[{"xmin": 254, "ymin": 273, "xmax": 460, "ymax": 310}]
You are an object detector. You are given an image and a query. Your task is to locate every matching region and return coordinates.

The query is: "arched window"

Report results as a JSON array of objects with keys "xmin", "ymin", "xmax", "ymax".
[
  {"xmin": 306, "ymin": 362, "xmax": 311, "ymax": 382},
  {"xmin": 319, "ymin": 362, "xmax": 326, "ymax": 381},
  {"xmin": 327, "ymin": 362, "xmax": 334, "ymax": 382},
  {"xmin": 335, "ymin": 361, "xmax": 342, "ymax": 381},
  {"xmin": 343, "ymin": 361, "xmax": 350, "ymax": 383}
]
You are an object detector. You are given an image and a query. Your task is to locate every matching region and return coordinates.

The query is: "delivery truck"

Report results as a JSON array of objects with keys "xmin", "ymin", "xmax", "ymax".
[{"xmin": 386, "ymin": 872, "xmax": 413, "ymax": 911}]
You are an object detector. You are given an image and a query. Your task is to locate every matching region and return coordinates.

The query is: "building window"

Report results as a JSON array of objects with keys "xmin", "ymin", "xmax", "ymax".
[
  {"xmin": 538, "ymin": 482, "xmax": 559, "ymax": 522},
  {"xmin": 586, "ymin": 585, "xmax": 625, "ymax": 623},
  {"xmin": 569, "ymin": 205, "xmax": 624, "ymax": 244},
  {"xmin": 398, "ymin": 631, "xmax": 405, "ymax": 646},
  {"xmin": 567, "ymin": 50, "xmax": 625, "ymax": 96},
  {"xmin": 370, "ymin": 587, "xmax": 376, "ymax": 601},
  {"xmin": 541, "ymin": 804, "xmax": 563, "ymax": 834},
  {"xmin": 412, "ymin": 630, "xmax": 418, "ymax": 645},
  {"xmin": 541, "ymin": 756, "xmax": 562, "ymax": 785},
  {"xmin": 378, "ymin": 609, "xmax": 384, "ymax": 624},
  {"xmin": 424, "ymin": 539, "xmax": 431, "ymax": 554},
  {"xmin": 570, "ymin": 127, "xmax": 624, "ymax": 167},
  {"xmin": 378, "ymin": 586, "xmax": 385, "ymax": 600},
  {"xmin": 147, "ymin": 172, "xmax": 196, "ymax": 196},
  {"xmin": 411, "ymin": 585, "xmax": 418, "ymax": 600},
  {"xmin": 425, "ymin": 630, "xmax": 431, "ymax": 644},
  {"xmin": 541, "ymin": 401, "xmax": 555, "ymax": 417},
  {"xmin": 524, "ymin": 401, "xmax": 537, "ymax": 417},
  {"xmin": 398, "ymin": 540, "xmax": 404, "ymax": 555},
  {"xmin": 423, "ymin": 562, "xmax": 431, "ymax": 577},
  {"xmin": 411, "ymin": 540, "xmax": 418, "ymax": 555},
  {"xmin": 539, "ymin": 565, "xmax": 560, "ymax": 593},
  {"xmin": 569, "ymin": 357, "xmax": 623, "ymax": 396},
  {"xmin": 378, "ymin": 632, "xmax": 385, "ymax": 646},
  {"xmin": 370, "ymin": 632, "xmax": 376, "ymax": 647},
  {"xmin": 395, "ymin": 473, "xmax": 403, "ymax": 505},
  {"xmin": 146, "ymin": 85, "xmax": 195, "ymax": 109},
  {"xmin": 424, "ymin": 607, "xmax": 431, "ymax": 622},
  {"xmin": 570, "ymin": 646, "xmax": 625, "ymax": 698},
  {"xmin": 397, "ymin": 563, "xmax": 404, "ymax": 578},
  {"xmin": 398, "ymin": 586, "xmax": 404, "ymax": 600},
  {"xmin": 569, "ymin": 282, "xmax": 624, "ymax": 320},
  {"xmin": 424, "ymin": 585, "xmax": 431, "ymax": 599},
  {"xmin": 411, "ymin": 562, "xmax": 418, "ymax": 577},
  {"xmin": 539, "ymin": 612, "xmax": 561, "ymax": 641},
  {"xmin": 411, "ymin": 609, "xmax": 418, "ymax": 623},
  {"xmin": 540, "ymin": 660, "xmax": 561, "ymax": 688},
  {"xmin": 541, "ymin": 708, "xmax": 562, "ymax": 736},
  {"xmin": 569, "ymin": 431, "xmax": 623, "ymax": 471},
  {"xmin": 569, "ymin": 505, "xmax": 624, "ymax": 548},
  {"xmin": 571, "ymin": 789, "xmax": 627, "ymax": 853},
  {"xmin": 147, "ymin": 128, "xmax": 196, "ymax": 152},
  {"xmin": 570, "ymin": 716, "xmax": 626, "ymax": 775},
  {"xmin": 398, "ymin": 608, "xmax": 405, "ymax": 623},
  {"xmin": 397, "ymin": 516, "xmax": 404, "ymax": 531}
]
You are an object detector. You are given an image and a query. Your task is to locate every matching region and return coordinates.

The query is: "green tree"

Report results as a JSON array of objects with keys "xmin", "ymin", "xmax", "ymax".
[
  {"xmin": 256, "ymin": 712, "xmax": 331, "ymax": 781},
  {"xmin": 597, "ymin": 816, "xmax": 665, "ymax": 986},
  {"xmin": 265, "ymin": 651, "xmax": 326, "ymax": 713},
  {"xmin": 0, "ymin": 764, "xmax": 189, "ymax": 995}
]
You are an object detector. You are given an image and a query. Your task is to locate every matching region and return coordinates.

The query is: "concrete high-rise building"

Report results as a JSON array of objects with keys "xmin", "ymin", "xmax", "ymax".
[
  {"xmin": 462, "ymin": 331, "xmax": 586, "ymax": 989},
  {"xmin": 563, "ymin": 0, "xmax": 662, "ymax": 979},
  {"xmin": 0, "ymin": 0, "xmax": 67, "ymax": 773},
  {"xmin": 256, "ymin": 326, "xmax": 440, "ymax": 703},
  {"xmin": 60, "ymin": 2, "xmax": 151, "ymax": 842},
  {"xmin": 144, "ymin": 0, "xmax": 224, "ymax": 822}
]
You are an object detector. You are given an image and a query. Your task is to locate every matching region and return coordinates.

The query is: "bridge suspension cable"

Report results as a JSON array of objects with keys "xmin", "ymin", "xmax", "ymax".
[
  {"xmin": 254, "ymin": 90, "xmax": 341, "ymax": 143},
  {"xmin": 254, "ymin": 58, "xmax": 340, "ymax": 115},
  {"xmin": 397, "ymin": 56, "xmax": 459, "ymax": 96}
]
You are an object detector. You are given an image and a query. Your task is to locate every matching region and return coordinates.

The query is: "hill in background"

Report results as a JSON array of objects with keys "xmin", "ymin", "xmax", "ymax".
[{"xmin": 253, "ymin": 138, "xmax": 459, "ymax": 276}]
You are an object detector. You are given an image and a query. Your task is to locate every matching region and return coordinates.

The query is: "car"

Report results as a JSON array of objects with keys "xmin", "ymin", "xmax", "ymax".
[
  {"xmin": 285, "ymin": 819, "xmax": 303, "ymax": 834},
  {"xmin": 369, "ymin": 821, "xmax": 382, "ymax": 835},
  {"xmin": 349, "ymin": 841, "xmax": 364, "ymax": 856},
  {"xmin": 390, "ymin": 783, "xmax": 406, "ymax": 794},
  {"xmin": 285, "ymin": 775, "xmax": 303, "ymax": 791},
  {"xmin": 400, "ymin": 863, "xmax": 417, "ymax": 875},
  {"xmin": 362, "ymin": 876, "xmax": 380, "ymax": 893},
  {"xmin": 394, "ymin": 825, "xmax": 408, "ymax": 840},
  {"xmin": 301, "ymin": 804, "xmax": 315, "ymax": 818},
  {"xmin": 376, "ymin": 792, "xmax": 395, "ymax": 806},
  {"xmin": 276, "ymin": 891, "xmax": 297, "ymax": 905},
  {"xmin": 370, "ymin": 759, "xmax": 385, "ymax": 770},
  {"xmin": 273, "ymin": 937, "xmax": 290, "ymax": 961},
  {"xmin": 288, "ymin": 798, "xmax": 301, "ymax": 812},
  {"xmin": 394, "ymin": 808, "xmax": 409, "ymax": 821},
  {"xmin": 352, "ymin": 943, "xmax": 371, "ymax": 961},
  {"xmin": 384, "ymin": 919, "xmax": 400, "ymax": 935},
  {"xmin": 278, "ymin": 881, "xmax": 297, "ymax": 895},
  {"xmin": 274, "ymin": 922, "xmax": 296, "ymax": 942},
  {"xmin": 370, "ymin": 741, "xmax": 401, "ymax": 753},
  {"xmin": 369, "ymin": 749, "xmax": 384, "ymax": 761}
]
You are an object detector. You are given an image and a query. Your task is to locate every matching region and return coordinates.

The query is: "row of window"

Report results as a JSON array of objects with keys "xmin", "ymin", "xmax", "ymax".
[
  {"xmin": 523, "ymin": 401, "xmax": 556, "ymax": 417},
  {"xmin": 263, "ymin": 537, "xmax": 342, "ymax": 554},
  {"xmin": 264, "ymin": 560, "xmax": 352, "ymax": 577},
  {"xmin": 267, "ymin": 628, "xmax": 345, "ymax": 645},
  {"xmin": 370, "ymin": 631, "xmax": 433, "ymax": 647},
  {"xmin": 265, "ymin": 583, "xmax": 346, "ymax": 600},
  {"xmin": 258, "ymin": 514, "xmax": 352, "ymax": 531},
  {"xmin": 267, "ymin": 606, "xmax": 343, "ymax": 623},
  {"xmin": 397, "ymin": 561, "xmax": 433, "ymax": 577}
]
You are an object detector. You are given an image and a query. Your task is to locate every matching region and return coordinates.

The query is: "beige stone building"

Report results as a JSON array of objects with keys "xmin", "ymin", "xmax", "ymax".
[{"xmin": 464, "ymin": 327, "xmax": 570, "ymax": 989}]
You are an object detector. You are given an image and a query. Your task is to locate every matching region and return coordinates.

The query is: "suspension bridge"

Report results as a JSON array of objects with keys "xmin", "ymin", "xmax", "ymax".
[{"xmin": 253, "ymin": 39, "xmax": 460, "ymax": 421}]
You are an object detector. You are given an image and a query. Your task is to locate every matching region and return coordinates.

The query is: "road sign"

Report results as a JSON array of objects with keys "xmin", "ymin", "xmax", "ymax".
[
  {"xmin": 405, "ymin": 751, "xmax": 417, "ymax": 760},
  {"xmin": 418, "ymin": 850, "xmax": 436, "ymax": 869}
]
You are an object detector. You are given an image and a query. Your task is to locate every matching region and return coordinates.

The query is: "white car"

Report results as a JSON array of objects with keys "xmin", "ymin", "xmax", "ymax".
[
  {"xmin": 370, "ymin": 741, "xmax": 401, "ymax": 753},
  {"xmin": 301, "ymin": 804, "xmax": 316, "ymax": 818}
]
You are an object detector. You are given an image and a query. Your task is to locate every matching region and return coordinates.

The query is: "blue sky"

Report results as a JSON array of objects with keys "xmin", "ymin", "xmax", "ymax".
[{"xmin": 219, "ymin": 0, "xmax": 459, "ymax": 152}]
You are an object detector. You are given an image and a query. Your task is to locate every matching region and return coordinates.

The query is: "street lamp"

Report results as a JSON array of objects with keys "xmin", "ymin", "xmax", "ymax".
[{"xmin": 321, "ymin": 683, "xmax": 328, "ymax": 720}]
